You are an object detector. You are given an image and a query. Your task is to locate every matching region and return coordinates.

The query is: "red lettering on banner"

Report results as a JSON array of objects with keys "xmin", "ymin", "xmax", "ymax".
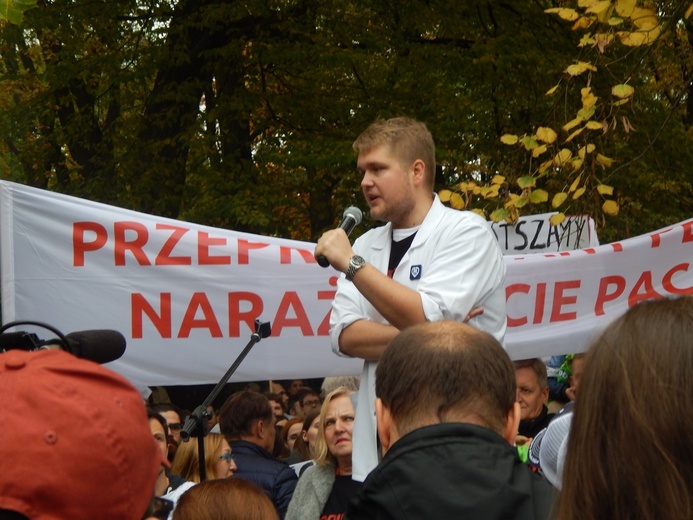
[
  {"xmin": 238, "ymin": 239, "xmax": 269, "ymax": 264},
  {"xmin": 550, "ymin": 280, "xmax": 581, "ymax": 321},
  {"xmin": 131, "ymin": 293, "xmax": 172, "ymax": 338},
  {"xmin": 73, "ymin": 222, "xmax": 108, "ymax": 266},
  {"xmin": 155, "ymin": 224, "xmax": 191, "ymax": 265},
  {"xmin": 317, "ymin": 277, "xmax": 339, "ymax": 335},
  {"xmin": 115, "ymin": 221, "xmax": 151, "ymax": 265},
  {"xmin": 228, "ymin": 292, "xmax": 264, "ymax": 337},
  {"xmin": 178, "ymin": 292, "xmax": 223, "ymax": 338},
  {"xmin": 662, "ymin": 263, "xmax": 693, "ymax": 294},
  {"xmin": 273, "ymin": 292, "xmax": 314, "ymax": 336},
  {"xmin": 594, "ymin": 276, "xmax": 626, "ymax": 316},
  {"xmin": 506, "ymin": 284, "xmax": 530, "ymax": 327},
  {"xmin": 280, "ymin": 246, "xmax": 317, "ymax": 264},
  {"xmin": 198, "ymin": 232, "xmax": 231, "ymax": 265},
  {"xmin": 649, "ymin": 227, "xmax": 673, "ymax": 247},
  {"xmin": 683, "ymin": 221, "xmax": 693, "ymax": 243},
  {"xmin": 611, "ymin": 243, "xmax": 623, "ymax": 252},
  {"xmin": 628, "ymin": 271, "xmax": 663, "ymax": 306},
  {"xmin": 534, "ymin": 283, "xmax": 547, "ymax": 324}
]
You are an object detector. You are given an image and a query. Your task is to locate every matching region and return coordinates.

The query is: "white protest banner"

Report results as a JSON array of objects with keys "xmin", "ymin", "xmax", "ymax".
[
  {"xmin": 491, "ymin": 213, "xmax": 599, "ymax": 254},
  {"xmin": 1, "ymin": 181, "xmax": 692, "ymax": 388}
]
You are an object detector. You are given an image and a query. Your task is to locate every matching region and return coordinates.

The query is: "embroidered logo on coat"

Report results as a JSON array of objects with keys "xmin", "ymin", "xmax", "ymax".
[{"xmin": 410, "ymin": 265, "xmax": 422, "ymax": 280}]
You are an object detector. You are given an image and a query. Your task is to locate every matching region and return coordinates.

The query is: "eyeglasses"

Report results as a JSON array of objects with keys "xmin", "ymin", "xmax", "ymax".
[
  {"xmin": 302, "ymin": 398, "xmax": 321, "ymax": 407},
  {"xmin": 220, "ymin": 452, "xmax": 235, "ymax": 462},
  {"xmin": 143, "ymin": 496, "xmax": 173, "ymax": 519},
  {"xmin": 168, "ymin": 423, "xmax": 182, "ymax": 432}
]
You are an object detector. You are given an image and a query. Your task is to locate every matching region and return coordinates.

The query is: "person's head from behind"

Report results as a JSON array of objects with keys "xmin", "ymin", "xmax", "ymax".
[
  {"xmin": 313, "ymin": 387, "xmax": 355, "ymax": 470},
  {"xmin": 375, "ymin": 321, "xmax": 519, "ymax": 453},
  {"xmin": 0, "ymin": 349, "xmax": 162, "ymax": 520},
  {"xmin": 170, "ymin": 433, "xmax": 236, "ymax": 483},
  {"xmin": 557, "ymin": 296, "xmax": 693, "ymax": 520},
  {"xmin": 353, "ymin": 117, "xmax": 436, "ymax": 191},
  {"xmin": 514, "ymin": 358, "xmax": 549, "ymax": 421},
  {"xmin": 172, "ymin": 477, "xmax": 279, "ymax": 520},
  {"xmin": 218, "ymin": 390, "xmax": 276, "ymax": 453}
]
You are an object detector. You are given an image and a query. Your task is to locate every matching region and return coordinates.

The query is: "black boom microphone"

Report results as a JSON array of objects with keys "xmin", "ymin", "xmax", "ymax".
[
  {"xmin": 317, "ymin": 206, "xmax": 363, "ymax": 268},
  {"xmin": 0, "ymin": 321, "xmax": 126, "ymax": 364}
]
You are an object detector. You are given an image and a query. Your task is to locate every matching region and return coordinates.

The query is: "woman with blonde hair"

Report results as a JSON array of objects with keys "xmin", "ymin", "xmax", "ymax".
[
  {"xmin": 557, "ymin": 296, "xmax": 693, "ymax": 520},
  {"xmin": 170, "ymin": 432, "xmax": 237, "ymax": 484},
  {"xmin": 286, "ymin": 387, "xmax": 361, "ymax": 519}
]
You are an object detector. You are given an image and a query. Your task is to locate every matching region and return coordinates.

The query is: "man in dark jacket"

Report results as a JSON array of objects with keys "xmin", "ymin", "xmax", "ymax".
[
  {"xmin": 219, "ymin": 390, "xmax": 297, "ymax": 519},
  {"xmin": 346, "ymin": 321, "xmax": 555, "ymax": 520}
]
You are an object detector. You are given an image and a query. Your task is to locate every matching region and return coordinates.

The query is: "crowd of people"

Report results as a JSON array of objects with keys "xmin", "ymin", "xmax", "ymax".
[{"xmin": 0, "ymin": 117, "xmax": 691, "ymax": 519}]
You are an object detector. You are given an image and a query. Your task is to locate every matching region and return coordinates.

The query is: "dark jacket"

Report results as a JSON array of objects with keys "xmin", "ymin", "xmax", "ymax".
[
  {"xmin": 230, "ymin": 440, "xmax": 298, "ymax": 519},
  {"xmin": 519, "ymin": 405, "xmax": 555, "ymax": 439},
  {"xmin": 346, "ymin": 422, "xmax": 555, "ymax": 520}
]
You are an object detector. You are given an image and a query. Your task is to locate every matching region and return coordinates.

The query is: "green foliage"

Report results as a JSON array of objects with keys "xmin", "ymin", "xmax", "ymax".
[{"xmin": 0, "ymin": 0, "xmax": 691, "ymax": 244}]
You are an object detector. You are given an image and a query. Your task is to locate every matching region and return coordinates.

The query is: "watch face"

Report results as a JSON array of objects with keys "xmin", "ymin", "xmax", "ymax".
[{"xmin": 352, "ymin": 255, "xmax": 366, "ymax": 267}]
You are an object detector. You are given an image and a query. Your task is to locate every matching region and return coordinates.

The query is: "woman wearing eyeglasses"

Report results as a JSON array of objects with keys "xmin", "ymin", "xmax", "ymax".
[
  {"xmin": 171, "ymin": 433, "xmax": 237, "ymax": 483},
  {"xmin": 285, "ymin": 387, "xmax": 361, "ymax": 520}
]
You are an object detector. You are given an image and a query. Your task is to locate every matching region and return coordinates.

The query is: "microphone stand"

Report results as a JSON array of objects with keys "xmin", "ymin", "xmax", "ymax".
[{"xmin": 179, "ymin": 319, "xmax": 271, "ymax": 482}]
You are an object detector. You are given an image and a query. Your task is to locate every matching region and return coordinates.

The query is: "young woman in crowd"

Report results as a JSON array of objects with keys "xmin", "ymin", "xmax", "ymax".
[
  {"xmin": 285, "ymin": 387, "xmax": 361, "ymax": 519},
  {"xmin": 288, "ymin": 410, "xmax": 321, "ymax": 475},
  {"xmin": 170, "ymin": 432, "xmax": 237, "ymax": 483},
  {"xmin": 556, "ymin": 296, "xmax": 693, "ymax": 520}
]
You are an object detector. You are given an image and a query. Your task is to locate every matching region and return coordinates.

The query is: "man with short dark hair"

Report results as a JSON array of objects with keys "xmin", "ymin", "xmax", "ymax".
[
  {"xmin": 515, "ymin": 358, "xmax": 554, "ymax": 442},
  {"xmin": 219, "ymin": 390, "xmax": 297, "ymax": 519},
  {"xmin": 346, "ymin": 322, "xmax": 554, "ymax": 520}
]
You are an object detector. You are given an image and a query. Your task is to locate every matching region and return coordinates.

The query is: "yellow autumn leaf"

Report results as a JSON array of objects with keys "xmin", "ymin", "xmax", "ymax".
[
  {"xmin": 613, "ymin": 98, "xmax": 630, "ymax": 106},
  {"xmin": 438, "ymin": 189, "xmax": 452, "ymax": 202},
  {"xmin": 602, "ymin": 200, "xmax": 619, "ymax": 215},
  {"xmin": 538, "ymin": 160, "xmax": 554, "ymax": 174},
  {"xmin": 579, "ymin": 33, "xmax": 595, "ymax": 47},
  {"xmin": 565, "ymin": 61, "xmax": 598, "ymax": 76},
  {"xmin": 616, "ymin": 0, "xmax": 636, "ymax": 17},
  {"xmin": 577, "ymin": 106, "xmax": 596, "ymax": 120},
  {"xmin": 612, "ymin": 84, "xmax": 634, "ymax": 98},
  {"xmin": 573, "ymin": 187, "xmax": 587, "ymax": 200},
  {"xmin": 450, "ymin": 193, "xmax": 465, "ymax": 209},
  {"xmin": 491, "ymin": 175, "xmax": 506, "ymax": 185},
  {"xmin": 585, "ymin": 120, "xmax": 604, "ymax": 130},
  {"xmin": 617, "ymin": 26, "xmax": 661, "ymax": 46},
  {"xmin": 564, "ymin": 127, "xmax": 585, "ymax": 143},
  {"xmin": 569, "ymin": 174, "xmax": 582, "ymax": 193},
  {"xmin": 535, "ymin": 126, "xmax": 558, "ymax": 144},
  {"xmin": 471, "ymin": 208, "xmax": 486, "ymax": 219},
  {"xmin": 552, "ymin": 192, "xmax": 568, "ymax": 208},
  {"xmin": 554, "ymin": 148, "xmax": 573, "ymax": 166},
  {"xmin": 595, "ymin": 32, "xmax": 615, "ymax": 52},
  {"xmin": 500, "ymin": 134, "xmax": 519, "ymax": 145},
  {"xmin": 520, "ymin": 135, "xmax": 539, "ymax": 150},
  {"xmin": 597, "ymin": 184, "xmax": 614, "ymax": 195},
  {"xmin": 631, "ymin": 7, "xmax": 658, "ymax": 30},
  {"xmin": 572, "ymin": 17, "xmax": 594, "ymax": 30},
  {"xmin": 686, "ymin": 2, "xmax": 693, "ymax": 19},
  {"xmin": 530, "ymin": 189, "xmax": 549, "ymax": 204},
  {"xmin": 608, "ymin": 16, "xmax": 624, "ymax": 25},
  {"xmin": 515, "ymin": 196, "xmax": 530, "ymax": 209},
  {"xmin": 585, "ymin": 0, "xmax": 612, "ymax": 15},
  {"xmin": 490, "ymin": 208, "xmax": 510, "ymax": 222},
  {"xmin": 517, "ymin": 176, "xmax": 536, "ymax": 189},
  {"xmin": 481, "ymin": 185, "xmax": 500, "ymax": 199},
  {"xmin": 571, "ymin": 158, "xmax": 584, "ymax": 171},
  {"xmin": 582, "ymin": 92, "xmax": 598, "ymax": 110},
  {"xmin": 596, "ymin": 153, "xmax": 615, "ymax": 167},
  {"xmin": 546, "ymin": 85, "xmax": 559, "ymax": 95},
  {"xmin": 586, "ymin": 144, "xmax": 596, "ymax": 153},
  {"xmin": 504, "ymin": 193, "xmax": 521, "ymax": 209},
  {"xmin": 532, "ymin": 144, "xmax": 548, "ymax": 157},
  {"xmin": 545, "ymin": 7, "xmax": 580, "ymax": 21},
  {"xmin": 550, "ymin": 213, "xmax": 567, "ymax": 226},
  {"xmin": 563, "ymin": 117, "xmax": 583, "ymax": 131}
]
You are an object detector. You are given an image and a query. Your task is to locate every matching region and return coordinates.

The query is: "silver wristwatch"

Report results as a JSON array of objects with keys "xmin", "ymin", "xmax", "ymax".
[{"xmin": 345, "ymin": 255, "xmax": 366, "ymax": 281}]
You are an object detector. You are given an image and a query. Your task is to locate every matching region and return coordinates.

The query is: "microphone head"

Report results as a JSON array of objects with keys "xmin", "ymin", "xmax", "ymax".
[
  {"xmin": 342, "ymin": 206, "xmax": 363, "ymax": 225},
  {"xmin": 65, "ymin": 330, "xmax": 127, "ymax": 364}
]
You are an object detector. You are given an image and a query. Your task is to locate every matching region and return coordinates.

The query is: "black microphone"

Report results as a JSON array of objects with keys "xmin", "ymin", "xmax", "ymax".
[
  {"xmin": 63, "ymin": 330, "xmax": 127, "ymax": 364},
  {"xmin": 0, "ymin": 321, "xmax": 127, "ymax": 365},
  {"xmin": 317, "ymin": 206, "xmax": 363, "ymax": 268}
]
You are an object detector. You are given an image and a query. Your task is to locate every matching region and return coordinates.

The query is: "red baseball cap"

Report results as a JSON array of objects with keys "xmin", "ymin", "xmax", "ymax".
[{"xmin": 0, "ymin": 349, "xmax": 163, "ymax": 519}]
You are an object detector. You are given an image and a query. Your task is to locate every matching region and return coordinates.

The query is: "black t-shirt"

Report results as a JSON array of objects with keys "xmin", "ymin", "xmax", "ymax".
[
  {"xmin": 388, "ymin": 232, "xmax": 417, "ymax": 278},
  {"xmin": 320, "ymin": 475, "xmax": 362, "ymax": 520}
]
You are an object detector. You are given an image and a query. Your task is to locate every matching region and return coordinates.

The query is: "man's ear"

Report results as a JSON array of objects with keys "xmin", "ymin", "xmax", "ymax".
[
  {"xmin": 541, "ymin": 385, "xmax": 550, "ymax": 405},
  {"xmin": 253, "ymin": 418, "xmax": 265, "ymax": 439},
  {"xmin": 502, "ymin": 402, "xmax": 521, "ymax": 445},
  {"xmin": 410, "ymin": 159, "xmax": 426, "ymax": 187},
  {"xmin": 375, "ymin": 398, "xmax": 392, "ymax": 455}
]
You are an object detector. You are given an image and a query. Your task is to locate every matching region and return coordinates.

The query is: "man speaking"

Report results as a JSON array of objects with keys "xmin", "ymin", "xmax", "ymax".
[{"xmin": 314, "ymin": 117, "xmax": 507, "ymax": 481}]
